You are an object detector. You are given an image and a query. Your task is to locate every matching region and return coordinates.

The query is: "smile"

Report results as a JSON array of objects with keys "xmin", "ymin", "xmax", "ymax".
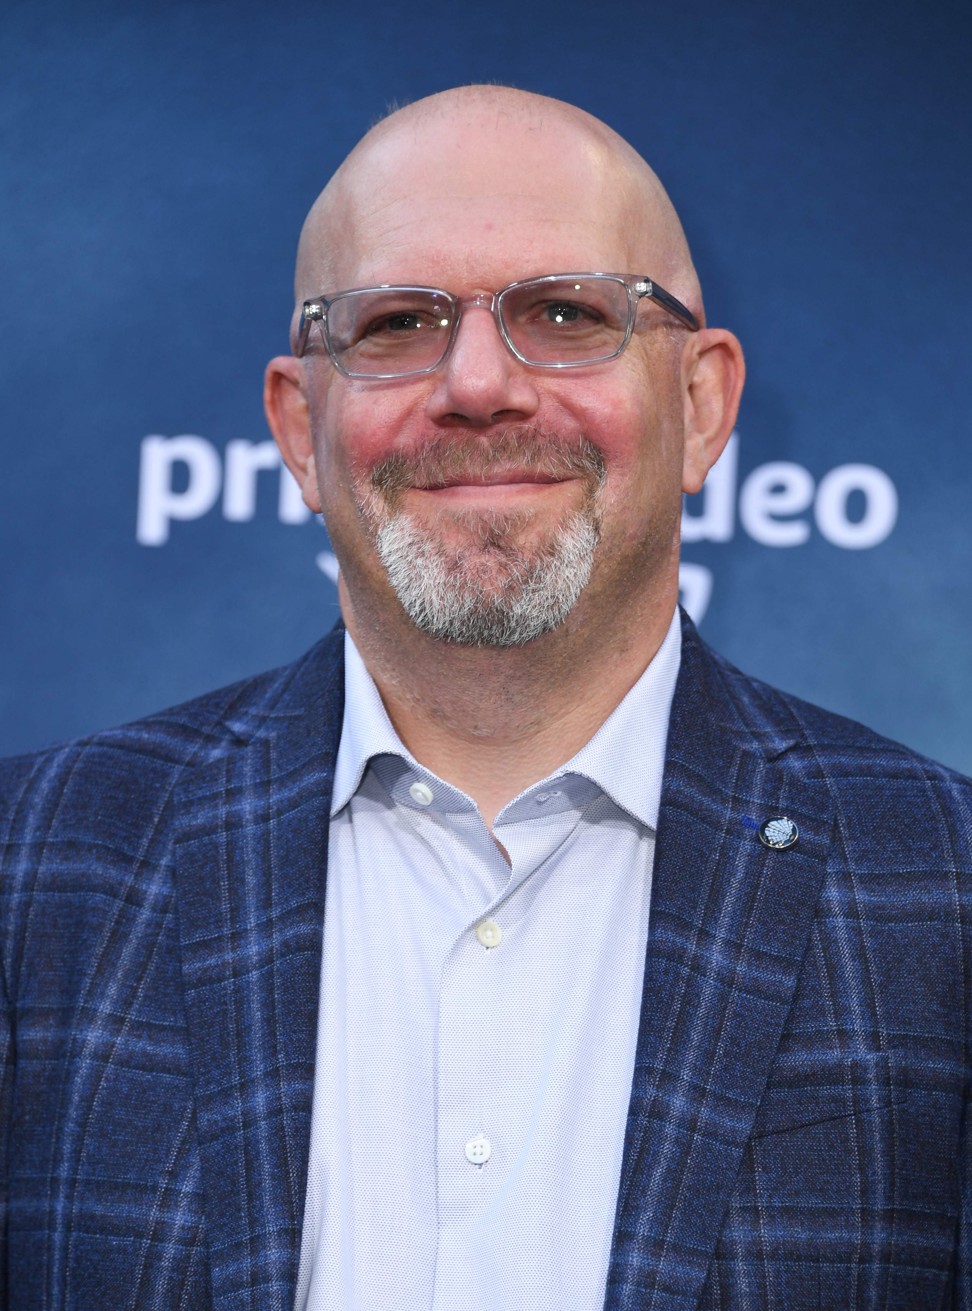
[
  {"xmin": 421, "ymin": 471, "xmax": 564, "ymax": 488},
  {"xmin": 410, "ymin": 473, "xmax": 575, "ymax": 501}
]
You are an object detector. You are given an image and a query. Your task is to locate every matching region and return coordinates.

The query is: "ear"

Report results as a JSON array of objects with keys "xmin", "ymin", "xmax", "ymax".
[
  {"xmin": 264, "ymin": 355, "xmax": 322, "ymax": 513},
  {"xmin": 680, "ymin": 328, "xmax": 745, "ymax": 494}
]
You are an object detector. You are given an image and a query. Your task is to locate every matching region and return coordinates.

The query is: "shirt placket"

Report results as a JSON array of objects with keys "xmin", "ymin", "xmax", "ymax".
[{"xmin": 428, "ymin": 786, "xmax": 589, "ymax": 1310}]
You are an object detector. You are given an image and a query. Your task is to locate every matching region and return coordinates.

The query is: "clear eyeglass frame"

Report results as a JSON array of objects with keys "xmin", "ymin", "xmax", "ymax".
[{"xmin": 293, "ymin": 272, "xmax": 700, "ymax": 380}]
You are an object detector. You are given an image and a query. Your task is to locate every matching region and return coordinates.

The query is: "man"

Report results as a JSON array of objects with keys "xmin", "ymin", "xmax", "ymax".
[{"xmin": 1, "ymin": 86, "xmax": 969, "ymax": 1311}]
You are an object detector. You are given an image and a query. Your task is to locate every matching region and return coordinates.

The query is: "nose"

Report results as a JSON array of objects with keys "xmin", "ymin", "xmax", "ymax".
[{"xmin": 425, "ymin": 302, "xmax": 540, "ymax": 428}]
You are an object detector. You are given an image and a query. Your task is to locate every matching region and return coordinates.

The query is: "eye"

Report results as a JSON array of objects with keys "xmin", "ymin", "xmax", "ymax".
[
  {"xmin": 364, "ymin": 308, "xmax": 439, "ymax": 337},
  {"xmin": 525, "ymin": 297, "xmax": 603, "ymax": 332},
  {"xmin": 543, "ymin": 301, "xmax": 584, "ymax": 326}
]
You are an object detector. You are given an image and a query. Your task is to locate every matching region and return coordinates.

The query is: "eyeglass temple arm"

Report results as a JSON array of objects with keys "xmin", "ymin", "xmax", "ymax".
[
  {"xmin": 639, "ymin": 280, "xmax": 700, "ymax": 332},
  {"xmin": 294, "ymin": 299, "xmax": 325, "ymax": 358}
]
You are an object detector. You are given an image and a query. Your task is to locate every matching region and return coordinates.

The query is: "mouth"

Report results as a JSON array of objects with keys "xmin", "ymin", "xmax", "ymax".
[
  {"xmin": 368, "ymin": 430, "xmax": 606, "ymax": 509},
  {"xmin": 419, "ymin": 470, "xmax": 565, "ymax": 491}
]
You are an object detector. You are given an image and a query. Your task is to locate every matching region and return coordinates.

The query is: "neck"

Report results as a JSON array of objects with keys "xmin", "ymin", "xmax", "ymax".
[{"xmin": 341, "ymin": 578, "xmax": 678, "ymax": 829}]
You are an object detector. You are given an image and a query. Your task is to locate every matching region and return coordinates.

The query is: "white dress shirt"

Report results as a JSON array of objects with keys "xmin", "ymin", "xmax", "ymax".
[{"xmin": 295, "ymin": 611, "xmax": 681, "ymax": 1311}]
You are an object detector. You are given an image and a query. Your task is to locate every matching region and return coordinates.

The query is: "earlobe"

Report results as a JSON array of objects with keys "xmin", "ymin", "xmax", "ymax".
[
  {"xmin": 681, "ymin": 328, "xmax": 745, "ymax": 494},
  {"xmin": 264, "ymin": 355, "xmax": 322, "ymax": 514}
]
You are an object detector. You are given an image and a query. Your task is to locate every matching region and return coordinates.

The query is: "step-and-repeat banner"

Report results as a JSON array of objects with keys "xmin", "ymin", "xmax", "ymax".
[{"xmin": 2, "ymin": 0, "xmax": 969, "ymax": 775}]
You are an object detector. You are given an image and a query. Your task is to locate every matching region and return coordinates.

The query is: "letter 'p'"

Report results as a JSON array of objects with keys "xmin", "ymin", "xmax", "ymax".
[{"xmin": 136, "ymin": 435, "xmax": 222, "ymax": 545}]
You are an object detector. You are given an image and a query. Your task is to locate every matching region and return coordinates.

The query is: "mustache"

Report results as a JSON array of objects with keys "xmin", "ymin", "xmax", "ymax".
[{"xmin": 368, "ymin": 429, "xmax": 606, "ymax": 500}]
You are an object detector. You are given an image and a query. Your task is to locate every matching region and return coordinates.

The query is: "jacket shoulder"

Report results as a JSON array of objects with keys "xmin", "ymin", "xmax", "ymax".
[
  {"xmin": 724, "ymin": 644, "xmax": 967, "ymax": 772},
  {"xmin": 688, "ymin": 626, "xmax": 972, "ymax": 846},
  {"xmin": 0, "ymin": 628, "xmax": 346, "ymax": 846}
]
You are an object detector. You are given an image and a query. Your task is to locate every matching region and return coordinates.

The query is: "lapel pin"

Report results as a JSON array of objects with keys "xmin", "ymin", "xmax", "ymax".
[{"xmin": 758, "ymin": 816, "xmax": 799, "ymax": 849}]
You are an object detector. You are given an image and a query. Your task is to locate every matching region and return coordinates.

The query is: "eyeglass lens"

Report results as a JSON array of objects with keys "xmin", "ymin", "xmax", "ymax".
[{"xmin": 323, "ymin": 277, "xmax": 632, "ymax": 376}]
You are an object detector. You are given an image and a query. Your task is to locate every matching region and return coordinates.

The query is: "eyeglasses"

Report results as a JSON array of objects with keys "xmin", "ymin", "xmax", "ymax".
[{"xmin": 294, "ymin": 272, "xmax": 699, "ymax": 379}]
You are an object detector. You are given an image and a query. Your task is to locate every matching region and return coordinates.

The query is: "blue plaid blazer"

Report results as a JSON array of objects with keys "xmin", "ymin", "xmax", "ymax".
[{"xmin": 2, "ymin": 613, "xmax": 970, "ymax": 1310}]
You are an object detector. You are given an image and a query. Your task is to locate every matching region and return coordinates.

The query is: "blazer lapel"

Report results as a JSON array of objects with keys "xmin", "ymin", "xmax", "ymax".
[
  {"xmin": 173, "ymin": 630, "xmax": 344, "ymax": 1311},
  {"xmin": 605, "ymin": 617, "xmax": 835, "ymax": 1311}
]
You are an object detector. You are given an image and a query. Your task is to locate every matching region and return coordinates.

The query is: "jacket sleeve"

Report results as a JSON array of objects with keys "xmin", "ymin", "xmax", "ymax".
[
  {"xmin": 0, "ymin": 938, "xmax": 12, "ymax": 1309},
  {"xmin": 955, "ymin": 963, "xmax": 972, "ymax": 1307},
  {"xmin": 952, "ymin": 789, "xmax": 972, "ymax": 1309}
]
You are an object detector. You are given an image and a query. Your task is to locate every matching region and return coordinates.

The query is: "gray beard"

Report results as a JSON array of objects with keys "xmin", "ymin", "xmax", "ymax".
[
  {"xmin": 375, "ymin": 506, "xmax": 600, "ymax": 647},
  {"xmin": 362, "ymin": 431, "xmax": 605, "ymax": 648}
]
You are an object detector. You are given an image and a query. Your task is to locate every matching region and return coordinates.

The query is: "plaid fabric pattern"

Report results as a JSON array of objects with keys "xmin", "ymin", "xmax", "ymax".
[
  {"xmin": 606, "ymin": 629, "xmax": 972, "ymax": 1310},
  {"xmin": 1, "ymin": 626, "xmax": 345, "ymax": 1311},
  {"xmin": 2, "ymin": 615, "xmax": 970, "ymax": 1310}
]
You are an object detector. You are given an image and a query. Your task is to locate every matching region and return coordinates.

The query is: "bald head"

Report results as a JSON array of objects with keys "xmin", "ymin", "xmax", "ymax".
[{"xmin": 293, "ymin": 86, "xmax": 701, "ymax": 329}]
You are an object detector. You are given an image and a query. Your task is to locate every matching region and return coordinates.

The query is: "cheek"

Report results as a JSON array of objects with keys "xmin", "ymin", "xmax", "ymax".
[
  {"xmin": 580, "ymin": 381, "xmax": 685, "ymax": 538},
  {"xmin": 315, "ymin": 385, "xmax": 430, "ymax": 490},
  {"xmin": 582, "ymin": 390, "xmax": 674, "ymax": 485}
]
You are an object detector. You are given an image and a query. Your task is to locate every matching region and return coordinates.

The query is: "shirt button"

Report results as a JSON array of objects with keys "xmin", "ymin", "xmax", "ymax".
[
  {"xmin": 409, "ymin": 781, "xmax": 434, "ymax": 806},
  {"xmin": 465, "ymin": 1134, "xmax": 492, "ymax": 1165},
  {"xmin": 475, "ymin": 919, "xmax": 502, "ymax": 948}
]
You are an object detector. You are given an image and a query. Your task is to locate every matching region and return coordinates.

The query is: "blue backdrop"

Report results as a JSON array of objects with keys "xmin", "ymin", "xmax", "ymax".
[{"xmin": 2, "ymin": 0, "xmax": 970, "ymax": 774}]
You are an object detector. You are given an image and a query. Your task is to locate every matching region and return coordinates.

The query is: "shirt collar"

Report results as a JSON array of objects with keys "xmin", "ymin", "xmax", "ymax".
[
  {"xmin": 332, "ymin": 611, "xmax": 681, "ymax": 830},
  {"xmin": 331, "ymin": 634, "xmax": 410, "ymax": 815},
  {"xmin": 556, "ymin": 610, "xmax": 680, "ymax": 829}
]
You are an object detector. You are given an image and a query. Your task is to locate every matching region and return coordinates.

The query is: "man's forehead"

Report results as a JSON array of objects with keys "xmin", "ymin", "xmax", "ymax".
[
  {"xmin": 294, "ymin": 88, "xmax": 698, "ymax": 308},
  {"xmin": 342, "ymin": 131, "xmax": 627, "ymax": 268}
]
